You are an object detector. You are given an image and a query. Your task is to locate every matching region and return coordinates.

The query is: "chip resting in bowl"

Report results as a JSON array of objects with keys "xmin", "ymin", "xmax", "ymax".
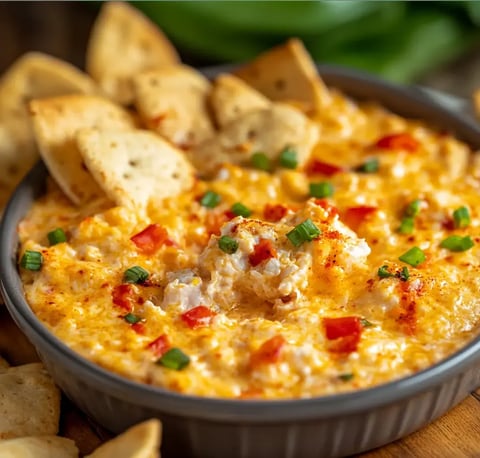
[{"xmin": 7, "ymin": 3, "xmax": 480, "ymax": 402}]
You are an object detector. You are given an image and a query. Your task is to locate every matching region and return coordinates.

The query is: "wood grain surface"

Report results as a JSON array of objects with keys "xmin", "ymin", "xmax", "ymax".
[{"xmin": 1, "ymin": 306, "xmax": 479, "ymax": 458}]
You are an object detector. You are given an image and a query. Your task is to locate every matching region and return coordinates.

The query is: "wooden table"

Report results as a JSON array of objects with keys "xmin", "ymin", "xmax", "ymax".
[{"xmin": 0, "ymin": 307, "xmax": 479, "ymax": 457}]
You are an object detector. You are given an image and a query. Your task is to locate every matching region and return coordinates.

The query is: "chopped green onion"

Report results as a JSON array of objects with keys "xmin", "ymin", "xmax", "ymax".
[
  {"xmin": 286, "ymin": 219, "xmax": 321, "ymax": 247},
  {"xmin": 279, "ymin": 147, "xmax": 298, "ymax": 169},
  {"xmin": 360, "ymin": 318, "xmax": 374, "ymax": 328},
  {"xmin": 47, "ymin": 228, "xmax": 67, "ymax": 245},
  {"xmin": 123, "ymin": 266, "xmax": 149, "ymax": 284},
  {"xmin": 231, "ymin": 202, "xmax": 252, "ymax": 218},
  {"xmin": 398, "ymin": 247, "xmax": 426, "ymax": 267},
  {"xmin": 356, "ymin": 158, "xmax": 379, "ymax": 173},
  {"xmin": 338, "ymin": 373, "xmax": 354, "ymax": 382},
  {"xmin": 218, "ymin": 235, "xmax": 238, "ymax": 254},
  {"xmin": 399, "ymin": 266, "xmax": 410, "ymax": 282},
  {"xmin": 377, "ymin": 265, "xmax": 394, "ymax": 279},
  {"xmin": 405, "ymin": 199, "xmax": 422, "ymax": 218},
  {"xmin": 20, "ymin": 250, "xmax": 43, "ymax": 271},
  {"xmin": 156, "ymin": 347, "xmax": 190, "ymax": 371},
  {"xmin": 200, "ymin": 190, "xmax": 221, "ymax": 208},
  {"xmin": 309, "ymin": 182, "xmax": 334, "ymax": 198},
  {"xmin": 398, "ymin": 217, "xmax": 415, "ymax": 235},
  {"xmin": 440, "ymin": 235, "xmax": 474, "ymax": 252},
  {"xmin": 453, "ymin": 206, "xmax": 470, "ymax": 229},
  {"xmin": 124, "ymin": 313, "xmax": 142, "ymax": 324},
  {"xmin": 251, "ymin": 152, "xmax": 271, "ymax": 171}
]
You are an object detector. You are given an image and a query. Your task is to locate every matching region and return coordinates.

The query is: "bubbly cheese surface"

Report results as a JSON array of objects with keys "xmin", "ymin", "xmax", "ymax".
[{"xmin": 19, "ymin": 91, "xmax": 480, "ymax": 399}]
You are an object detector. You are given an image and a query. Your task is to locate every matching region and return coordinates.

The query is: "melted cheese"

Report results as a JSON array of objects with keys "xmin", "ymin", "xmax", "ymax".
[{"xmin": 19, "ymin": 96, "xmax": 480, "ymax": 399}]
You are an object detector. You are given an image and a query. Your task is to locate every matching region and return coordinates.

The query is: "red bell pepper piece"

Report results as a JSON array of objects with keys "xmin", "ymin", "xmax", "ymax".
[
  {"xmin": 181, "ymin": 306, "xmax": 216, "ymax": 329},
  {"xmin": 324, "ymin": 316, "xmax": 362, "ymax": 354},
  {"xmin": 112, "ymin": 284, "xmax": 136, "ymax": 312},
  {"xmin": 306, "ymin": 159, "xmax": 345, "ymax": 176},
  {"xmin": 375, "ymin": 133, "xmax": 419, "ymax": 152},
  {"xmin": 250, "ymin": 335, "xmax": 286, "ymax": 367},
  {"xmin": 147, "ymin": 334, "xmax": 170, "ymax": 357},
  {"xmin": 343, "ymin": 206, "xmax": 377, "ymax": 231},
  {"xmin": 131, "ymin": 224, "xmax": 174, "ymax": 255},
  {"xmin": 249, "ymin": 239, "xmax": 277, "ymax": 267},
  {"xmin": 263, "ymin": 204, "xmax": 289, "ymax": 222}
]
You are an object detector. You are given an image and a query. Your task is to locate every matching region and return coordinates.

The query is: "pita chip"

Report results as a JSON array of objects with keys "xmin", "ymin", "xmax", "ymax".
[
  {"xmin": 0, "ymin": 363, "xmax": 61, "ymax": 439},
  {"xmin": 77, "ymin": 128, "xmax": 195, "ymax": 208},
  {"xmin": 234, "ymin": 38, "xmax": 330, "ymax": 113},
  {"xmin": 0, "ymin": 356, "xmax": 9, "ymax": 372},
  {"xmin": 133, "ymin": 65, "xmax": 214, "ymax": 148},
  {"xmin": 0, "ymin": 52, "xmax": 99, "ymax": 208},
  {"xmin": 0, "ymin": 436, "xmax": 78, "ymax": 458},
  {"xmin": 86, "ymin": 419, "xmax": 161, "ymax": 458},
  {"xmin": 86, "ymin": 1, "xmax": 180, "ymax": 105},
  {"xmin": 29, "ymin": 95, "xmax": 135, "ymax": 205},
  {"xmin": 191, "ymin": 103, "xmax": 319, "ymax": 177},
  {"xmin": 209, "ymin": 73, "xmax": 270, "ymax": 128}
]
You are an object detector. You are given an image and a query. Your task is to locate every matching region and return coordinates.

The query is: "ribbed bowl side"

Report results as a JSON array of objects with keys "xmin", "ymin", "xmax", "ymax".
[{"xmin": 34, "ymin": 337, "xmax": 479, "ymax": 458}]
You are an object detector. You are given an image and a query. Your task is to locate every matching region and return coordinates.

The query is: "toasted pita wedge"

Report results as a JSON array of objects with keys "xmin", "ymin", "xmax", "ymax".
[
  {"xmin": 0, "ymin": 436, "xmax": 78, "ymax": 458},
  {"xmin": 0, "ymin": 363, "xmax": 61, "ymax": 439},
  {"xmin": 87, "ymin": 2, "xmax": 180, "ymax": 105},
  {"xmin": 210, "ymin": 74, "xmax": 270, "ymax": 127},
  {"xmin": 133, "ymin": 65, "xmax": 214, "ymax": 148},
  {"xmin": 191, "ymin": 103, "xmax": 319, "ymax": 177},
  {"xmin": 29, "ymin": 95, "xmax": 135, "ymax": 205},
  {"xmin": 234, "ymin": 38, "xmax": 330, "ymax": 113},
  {"xmin": 77, "ymin": 128, "xmax": 195, "ymax": 208},
  {"xmin": 0, "ymin": 52, "xmax": 99, "ymax": 208},
  {"xmin": 0, "ymin": 356, "xmax": 9, "ymax": 372},
  {"xmin": 86, "ymin": 419, "xmax": 161, "ymax": 458}
]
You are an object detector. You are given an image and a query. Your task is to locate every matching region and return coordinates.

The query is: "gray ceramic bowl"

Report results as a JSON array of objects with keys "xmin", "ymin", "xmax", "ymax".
[{"xmin": 2, "ymin": 65, "xmax": 480, "ymax": 458}]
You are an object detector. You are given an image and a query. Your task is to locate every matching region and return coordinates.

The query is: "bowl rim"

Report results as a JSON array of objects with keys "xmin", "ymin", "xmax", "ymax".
[{"xmin": 1, "ymin": 63, "xmax": 480, "ymax": 423}]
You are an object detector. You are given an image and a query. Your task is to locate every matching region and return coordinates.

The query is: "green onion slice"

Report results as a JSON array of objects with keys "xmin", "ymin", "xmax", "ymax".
[
  {"xmin": 360, "ymin": 318, "xmax": 374, "ymax": 328},
  {"xmin": 356, "ymin": 158, "xmax": 379, "ymax": 173},
  {"xmin": 338, "ymin": 373, "xmax": 354, "ymax": 382},
  {"xmin": 47, "ymin": 228, "xmax": 67, "ymax": 245},
  {"xmin": 251, "ymin": 152, "xmax": 271, "ymax": 171},
  {"xmin": 279, "ymin": 147, "xmax": 298, "ymax": 169},
  {"xmin": 405, "ymin": 199, "xmax": 422, "ymax": 218},
  {"xmin": 218, "ymin": 235, "xmax": 239, "ymax": 254},
  {"xmin": 398, "ymin": 217, "xmax": 414, "ymax": 235},
  {"xmin": 309, "ymin": 182, "xmax": 334, "ymax": 198},
  {"xmin": 286, "ymin": 219, "xmax": 321, "ymax": 247},
  {"xmin": 200, "ymin": 190, "xmax": 221, "ymax": 208},
  {"xmin": 124, "ymin": 313, "xmax": 142, "ymax": 324},
  {"xmin": 377, "ymin": 265, "xmax": 394, "ymax": 278},
  {"xmin": 123, "ymin": 266, "xmax": 149, "ymax": 284},
  {"xmin": 453, "ymin": 206, "xmax": 470, "ymax": 229},
  {"xmin": 399, "ymin": 266, "xmax": 410, "ymax": 282},
  {"xmin": 398, "ymin": 246, "xmax": 426, "ymax": 267},
  {"xmin": 440, "ymin": 235, "xmax": 474, "ymax": 252},
  {"xmin": 231, "ymin": 202, "xmax": 252, "ymax": 218},
  {"xmin": 157, "ymin": 347, "xmax": 190, "ymax": 371},
  {"xmin": 20, "ymin": 250, "xmax": 43, "ymax": 271}
]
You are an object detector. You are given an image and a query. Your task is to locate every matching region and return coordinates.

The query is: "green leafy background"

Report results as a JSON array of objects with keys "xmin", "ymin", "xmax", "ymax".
[{"xmin": 135, "ymin": 1, "xmax": 480, "ymax": 83}]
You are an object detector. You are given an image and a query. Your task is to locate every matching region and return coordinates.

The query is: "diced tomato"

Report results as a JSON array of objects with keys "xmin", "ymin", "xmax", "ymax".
[
  {"xmin": 375, "ymin": 133, "xmax": 419, "ymax": 152},
  {"xmin": 131, "ymin": 224, "xmax": 174, "ymax": 255},
  {"xmin": 147, "ymin": 334, "xmax": 170, "ymax": 357},
  {"xmin": 250, "ymin": 335, "xmax": 286, "ymax": 367},
  {"xmin": 263, "ymin": 203, "xmax": 289, "ymax": 222},
  {"xmin": 131, "ymin": 322, "xmax": 146, "ymax": 334},
  {"xmin": 306, "ymin": 159, "xmax": 345, "ymax": 176},
  {"xmin": 249, "ymin": 238, "xmax": 277, "ymax": 267},
  {"xmin": 343, "ymin": 206, "xmax": 377, "ymax": 231},
  {"xmin": 181, "ymin": 306, "xmax": 217, "ymax": 329},
  {"xmin": 112, "ymin": 284, "xmax": 136, "ymax": 312},
  {"xmin": 324, "ymin": 316, "xmax": 362, "ymax": 354},
  {"xmin": 224, "ymin": 210, "xmax": 236, "ymax": 220}
]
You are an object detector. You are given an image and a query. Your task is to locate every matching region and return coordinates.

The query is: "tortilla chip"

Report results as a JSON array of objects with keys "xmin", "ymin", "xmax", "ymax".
[
  {"xmin": 0, "ymin": 52, "xmax": 99, "ymax": 208},
  {"xmin": 76, "ymin": 128, "xmax": 195, "ymax": 208},
  {"xmin": 191, "ymin": 103, "xmax": 319, "ymax": 177},
  {"xmin": 234, "ymin": 38, "xmax": 330, "ymax": 113},
  {"xmin": 86, "ymin": 1, "xmax": 180, "ymax": 105},
  {"xmin": 0, "ymin": 436, "xmax": 78, "ymax": 458},
  {"xmin": 209, "ymin": 73, "xmax": 270, "ymax": 128},
  {"xmin": 0, "ymin": 363, "xmax": 61, "ymax": 439},
  {"xmin": 86, "ymin": 419, "xmax": 161, "ymax": 458},
  {"xmin": 133, "ymin": 65, "xmax": 214, "ymax": 148},
  {"xmin": 29, "ymin": 95, "xmax": 135, "ymax": 205}
]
